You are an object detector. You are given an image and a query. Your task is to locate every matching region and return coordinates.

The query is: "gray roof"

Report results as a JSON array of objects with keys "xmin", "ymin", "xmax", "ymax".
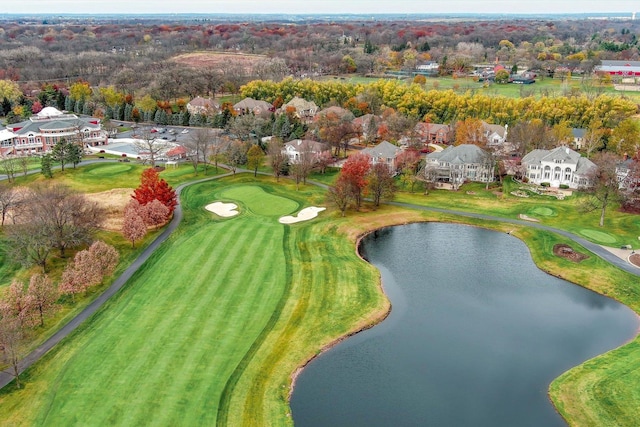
[
  {"xmin": 283, "ymin": 96, "xmax": 317, "ymax": 112},
  {"xmin": 234, "ymin": 97, "xmax": 273, "ymax": 111},
  {"xmin": 572, "ymin": 128, "xmax": 586, "ymax": 138},
  {"xmin": 362, "ymin": 140, "xmax": 402, "ymax": 159},
  {"xmin": 427, "ymin": 144, "xmax": 489, "ymax": 165},
  {"xmin": 9, "ymin": 115, "xmax": 100, "ymax": 135},
  {"xmin": 522, "ymin": 146, "xmax": 596, "ymax": 174}
]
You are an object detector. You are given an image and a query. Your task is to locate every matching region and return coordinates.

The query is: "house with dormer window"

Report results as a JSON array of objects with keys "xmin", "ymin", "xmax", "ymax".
[{"xmin": 521, "ymin": 146, "xmax": 595, "ymax": 189}]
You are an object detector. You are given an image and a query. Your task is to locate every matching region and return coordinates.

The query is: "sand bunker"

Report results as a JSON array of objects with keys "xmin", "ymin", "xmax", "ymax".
[
  {"xmin": 279, "ymin": 206, "xmax": 326, "ymax": 224},
  {"xmin": 205, "ymin": 202, "xmax": 239, "ymax": 217}
]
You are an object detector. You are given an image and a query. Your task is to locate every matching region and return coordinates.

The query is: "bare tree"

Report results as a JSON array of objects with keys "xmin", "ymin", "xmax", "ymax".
[
  {"xmin": 0, "ymin": 156, "xmax": 18, "ymax": 183},
  {"xmin": 366, "ymin": 163, "xmax": 397, "ymax": 208},
  {"xmin": 209, "ymin": 134, "xmax": 228, "ymax": 173},
  {"xmin": 133, "ymin": 127, "xmax": 170, "ymax": 167},
  {"xmin": 326, "ymin": 179, "xmax": 352, "ymax": 217},
  {"xmin": 27, "ymin": 273, "xmax": 59, "ymax": 327},
  {"xmin": 184, "ymin": 128, "xmax": 213, "ymax": 174},
  {"xmin": 225, "ymin": 140, "xmax": 248, "ymax": 174},
  {"xmin": 0, "ymin": 314, "xmax": 25, "ymax": 388},
  {"xmin": 290, "ymin": 142, "xmax": 315, "ymax": 189},
  {"xmin": 580, "ymin": 152, "xmax": 622, "ymax": 227},
  {"xmin": 268, "ymin": 139, "xmax": 287, "ymax": 181},
  {"xmin": 0, "ymin": 182, "xmax": 19, "ymax": 227},
  {"xmin": 7, "ymin": 184, "xmax": 104, "ymax": 270}
]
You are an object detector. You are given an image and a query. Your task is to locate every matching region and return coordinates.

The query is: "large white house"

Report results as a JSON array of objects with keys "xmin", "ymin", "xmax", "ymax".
[{"xmin": 521, "ymin": 146, "xmax": 595, "ymax": 189}]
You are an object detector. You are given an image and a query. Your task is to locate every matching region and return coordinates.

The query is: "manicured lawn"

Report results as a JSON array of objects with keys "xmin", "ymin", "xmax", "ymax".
[
  {"xmin": 1, "ymin": 171, "xmax": 639, "ymax": 426},
  {"xmin": 0, "ymin": 176, "xmax": 385, "ymax": 426}
]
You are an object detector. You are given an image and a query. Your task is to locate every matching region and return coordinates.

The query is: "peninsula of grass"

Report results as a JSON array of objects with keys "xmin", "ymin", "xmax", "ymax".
[{"xmin": 1, "ymin": 171, "xmax": 639, "ymax": 426}]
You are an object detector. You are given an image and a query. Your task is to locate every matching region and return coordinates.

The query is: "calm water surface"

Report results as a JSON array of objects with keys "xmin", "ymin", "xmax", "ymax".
[{"xmin": 290, "ymin": 223, "xmax": 639, "ymax": 427}]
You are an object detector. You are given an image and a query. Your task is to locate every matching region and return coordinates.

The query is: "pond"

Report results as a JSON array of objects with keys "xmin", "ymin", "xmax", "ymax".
[{"xmin": 290, "ymin": 223, "xmax": 638, "ymax": 427}]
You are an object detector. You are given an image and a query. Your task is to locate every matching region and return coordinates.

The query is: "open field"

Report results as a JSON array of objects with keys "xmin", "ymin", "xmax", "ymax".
[
  {"xmin": 323, "ymin": 74, "xmax": 640, "ymax": 102},
  {"xmin": 1, "ymin": 169, "xmax": 640, "ymax": 426},
  {"xmin": 172, "ymin": 51, "xmax": 267, "ymax": 73}
]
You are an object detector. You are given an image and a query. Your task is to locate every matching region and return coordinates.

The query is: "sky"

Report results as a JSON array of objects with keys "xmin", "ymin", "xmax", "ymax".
[{"xmin": 3, "ymin": 0, "xmax": 638, "ymax": 16}]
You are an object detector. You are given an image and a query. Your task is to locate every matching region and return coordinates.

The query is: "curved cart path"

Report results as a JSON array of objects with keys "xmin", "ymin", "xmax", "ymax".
[
  {"xmin": 0, "ymin": 171, "xmax": 233, "ymax": 389},
  {"xmin": 1, "ymin": 172, "xmax": 638, "ymax": 389}
]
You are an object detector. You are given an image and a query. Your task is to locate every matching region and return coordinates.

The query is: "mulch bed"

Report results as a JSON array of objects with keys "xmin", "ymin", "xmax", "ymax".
[
  {"xmin": 553, "ymin": 244, "xmax": 589, "ymax": 263},
  {"xmin": 630, "ymin": 253, "xmax": 640, "ymax": 268}
]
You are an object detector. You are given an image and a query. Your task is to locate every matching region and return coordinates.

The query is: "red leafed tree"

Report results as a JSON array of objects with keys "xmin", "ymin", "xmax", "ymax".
[
  {"xmin": 27, "ymin": 273, "xmax": 59, "ymax": 327},
  {"xmin": 122, "ymin": 203, "xmax": 148, "ymax": 248},
  {"xmin": 339, "ymin": 152, "xmax": 371, "ymax": 210},
  {"xmin": 395, "ymin": 149, "xmax": 422, "ymax": 174},
  {"xmin": 132, "ymin": 168, "xmax": 177, "ymax": 215},
  {"xmin": 0, "ymin": 280, "xmax": 34, "ymax": 328},
  {"xmin": 142, "ymin": 199, "xmax": 170, "ymax": 229},
  {"xmin": 60, "ymin": 249, "xmax": 101, "ymax": 301},
  {"xmin": 88, "ymin": 240, "xmax": 120, "ymax": 278}
]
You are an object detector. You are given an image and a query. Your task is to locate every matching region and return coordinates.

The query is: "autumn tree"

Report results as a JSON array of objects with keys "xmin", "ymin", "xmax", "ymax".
[
  {"xmin": 582, "ymin": 123, "xmax": 606, "ymax": 158},
  {"xmin": 580, "ymin": 152, "xmax": 622, "ymax": 227},
  {"xmin": 246, "ymin": 144, "xmax": 265, "ymax": 177},
  {"xmin": 122, "ymin": 200, "xmax": 148, "ymax": 248},
  {"xmin": 611, "ymin": 118, "xmax": 640, "ymax": 156},
  {"xmin": 0, "ymin": 280, "xmax": 33, "ymax": 328},
  {"xmin": 315, "ymin": 110, "xmax": 356, "ymax": 157},
  {"xmin": 0, "ymin": 314, "xmax": 25, "ymax": 388},
  {"xmin": 88, "ymin": 240, "xmax": 120, "ymax": 278},
  {"xmin": 367, "ymin": 163, "xmax": 397, "ymax": 208},
  {"xmin": 454, "ymin": 118, "xmax": 487, "ymax": 147},
  {"xmin": 142, "ymin": 199, "xmax": 170, "ymax": 229},
  {"xmin": 326, "ymin": 179, "xmax": 352, "ymax": 217},
  {"xmin": 268, "ymin": 139, "xmax": 287, "ymax": 181},
  {"xmin": 225, "ymin": 140, "xmax": 248, "ymax": 174},
  {"xmin": 340, "ymin": 152, "xmax": 371, "ymax": 210},
  {"xmin": 27, "ymin": 273, "xmax": 58, "ymax": 327},
  {"xmin": 60, "ymin": 250, "xmax": 97, "ymax": 300},
  {"xmin": 132, "ymin": 168, "xmax": 177, "ymax": 215}
]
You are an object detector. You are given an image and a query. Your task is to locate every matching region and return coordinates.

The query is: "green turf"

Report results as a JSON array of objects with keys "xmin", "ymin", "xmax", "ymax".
[
  {"xmin": 529, "ymin": 206, "xmax": 555, "ymax": 217},
  {"xmin": 0, "ymin": 177, "xmax": 383, "ymax": 426},
  {"xmin": 579, "ymin": 229, "xmax": 618, "ymax": 244}
]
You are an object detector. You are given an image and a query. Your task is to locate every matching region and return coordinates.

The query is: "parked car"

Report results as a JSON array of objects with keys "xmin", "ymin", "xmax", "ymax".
[{"xmin": 181, "ymin": 129, "xmax": 189, "ymax": 134}]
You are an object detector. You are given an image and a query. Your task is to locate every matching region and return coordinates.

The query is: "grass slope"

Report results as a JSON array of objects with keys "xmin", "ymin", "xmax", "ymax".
[{"xmin": 0, "ymin": 176, "xmax": 386, "ymax": 426}]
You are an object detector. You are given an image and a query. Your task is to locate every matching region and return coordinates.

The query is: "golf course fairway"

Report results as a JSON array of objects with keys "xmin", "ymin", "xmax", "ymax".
[{"xmin": 0, "ymin": 176, "xmax": 387, "ymax": 426}]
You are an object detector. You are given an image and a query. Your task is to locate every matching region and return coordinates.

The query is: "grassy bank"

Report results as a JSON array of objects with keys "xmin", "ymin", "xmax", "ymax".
[{"xmin": 0, "ymin": 170, "xmax": 639, "ymax": 426}]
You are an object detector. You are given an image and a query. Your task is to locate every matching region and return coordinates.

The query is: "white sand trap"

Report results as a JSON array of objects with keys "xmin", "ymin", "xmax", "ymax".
[
  {"xmin": 205, "ymin": 202, "xmax": 239, "ymax": 217},
  {"xmin": 279, "ymin": 206, "xmax": 326, "ymax": 224}
]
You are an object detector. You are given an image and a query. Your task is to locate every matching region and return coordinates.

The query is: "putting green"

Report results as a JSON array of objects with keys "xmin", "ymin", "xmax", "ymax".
[
  {"xmin": 85, "ymin": 163, "xmax": 136, "ymax": 176},
  {"xmin": 580, "ymin": 229, "xmax": 617, "ymax": 244},
  {"xmin": 219, "ymin": 185, "xmax": 298, "ymax": 217},
  {"xmin": 529, "ymin": 206, "xmax": 555, "ymax": 217}
]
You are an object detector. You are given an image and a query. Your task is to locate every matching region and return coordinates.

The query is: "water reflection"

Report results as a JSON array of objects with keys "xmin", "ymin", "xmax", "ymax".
[{"xmin": 291, "ymin": 223, "xmax": 638, "ymax": 427}]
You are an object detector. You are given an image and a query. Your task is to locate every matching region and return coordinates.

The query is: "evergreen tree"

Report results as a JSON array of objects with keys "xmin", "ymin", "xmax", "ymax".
[
  {"xmin": 181, "ymin": 110, "xmax": 190, "ymax": 126},
  {"xmin": 64, "ymin": 95, "xmax": 73, "ymax": 112},
  {"xmin": 51, "ymin": 138, "xmax": 73, "ymax": 172},
  {"xmin": 74, "ymin": 99, "xmax": 84, "ymax": 114},
  {"xmin": 40, "ymin": 154, "xmax": 53, "ymax": 178},
  {"xmin": 1, "ymin": 97, "xmax": 11, "ymax": 116},
  {"xmin": 67, "ymin": 143, "xmax": 83, "ymax": 168},
  {"xmin": 124, "ymin": 104, "xmax": 133, "ymax": 122}
]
